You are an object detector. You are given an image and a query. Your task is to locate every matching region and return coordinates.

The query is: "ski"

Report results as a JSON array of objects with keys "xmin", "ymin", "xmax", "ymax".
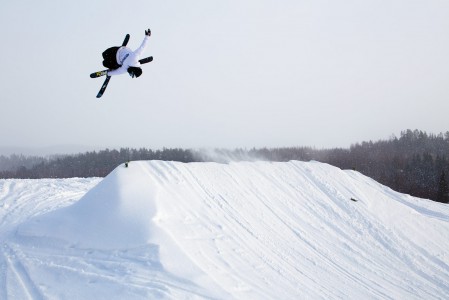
[
  {"xmin": 96, "ymin": 75, "xmax": 111, "ymax": 98},
  {"xmin": 94, "ymin": 34, "xmax": 129, "ymax": 98},
  {"xmin": 89, "ymin": 56, "xmax": 153, "ymax": 78}
]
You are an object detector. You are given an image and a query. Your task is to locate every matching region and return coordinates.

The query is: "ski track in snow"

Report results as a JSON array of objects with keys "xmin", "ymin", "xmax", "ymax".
[
  {"xmin": 0, "ymin": 178, "xmax": 101, "ymax": 299},
  {"xmin": 2, "ymin": 243, "xmax": 44, "ymax": 300},
  {"xmin": 1, "ymin": 161, "xmax": 449, "ymax": 299}
]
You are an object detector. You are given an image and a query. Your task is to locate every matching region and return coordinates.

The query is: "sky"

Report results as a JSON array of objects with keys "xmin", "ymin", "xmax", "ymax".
[{"xmin": 1, "ymin": 0, "xmax": 448, "ymax": 153}]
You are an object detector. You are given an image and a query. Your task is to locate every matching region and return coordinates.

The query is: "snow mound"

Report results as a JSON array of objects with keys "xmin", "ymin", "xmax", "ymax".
[
  {"xmin": 12, "ymin": 160, "xmax": 449, "ymax": 299},
  {"xmin": 19, "ymin": 163, "xmax": 158, "ymax": 249}
]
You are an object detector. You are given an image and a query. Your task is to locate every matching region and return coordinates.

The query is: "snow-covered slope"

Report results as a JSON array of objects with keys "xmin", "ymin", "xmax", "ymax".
[{"xmin": 1, "ymin": 161, "xmax": 449, "ymax": 299}]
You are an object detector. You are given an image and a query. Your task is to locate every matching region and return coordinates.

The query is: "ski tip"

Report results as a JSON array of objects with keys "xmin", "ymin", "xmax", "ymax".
[
  {"xmin": 90, "ymin": 70, "xmax": 108, "ymax": 78},
  {"xmin": 122, "ymin": 34, "xmax": 131, "ymax": 46},
  {"xmin": 139, "ymin": 56, "xmax": 153, "ymax": 64}
]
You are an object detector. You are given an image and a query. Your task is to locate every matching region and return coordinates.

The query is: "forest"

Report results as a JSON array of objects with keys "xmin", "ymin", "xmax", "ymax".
[{"xmin": 0, "ymin": 129, "xmax": 448, "ymax": 203}]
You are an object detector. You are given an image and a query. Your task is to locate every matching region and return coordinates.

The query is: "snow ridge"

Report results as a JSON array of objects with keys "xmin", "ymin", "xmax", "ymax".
[{"xmin": 1, "ymin": 160, "xmax": 449, "ymax": 299}]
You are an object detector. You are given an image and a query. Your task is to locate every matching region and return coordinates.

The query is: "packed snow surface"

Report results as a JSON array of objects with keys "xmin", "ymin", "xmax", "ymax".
[{"xmin": 1, "ymin": 160, "xmax": 449, "ymax": 299}]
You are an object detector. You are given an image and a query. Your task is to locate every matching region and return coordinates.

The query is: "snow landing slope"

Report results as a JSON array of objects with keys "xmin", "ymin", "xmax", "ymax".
[{"xmin": 2, "ymin": 161, "xmax": 449, "ymax": 299}]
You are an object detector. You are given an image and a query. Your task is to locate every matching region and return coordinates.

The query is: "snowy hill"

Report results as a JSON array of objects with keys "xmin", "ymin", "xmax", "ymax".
[{"xmin": 1, "ymin": 161, "xmax": 449, "ymax": 299}]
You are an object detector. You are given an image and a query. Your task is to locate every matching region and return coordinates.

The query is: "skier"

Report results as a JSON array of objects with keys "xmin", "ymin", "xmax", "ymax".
[{"xmin": 102, "ymin": 28, "xmax": 151, "ymax": 78}]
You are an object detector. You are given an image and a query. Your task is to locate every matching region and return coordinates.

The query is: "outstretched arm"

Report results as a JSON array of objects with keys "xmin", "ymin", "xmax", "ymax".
[{"xmin": 134, "ymin": 28, "xmax": 151, "ymax": 57}]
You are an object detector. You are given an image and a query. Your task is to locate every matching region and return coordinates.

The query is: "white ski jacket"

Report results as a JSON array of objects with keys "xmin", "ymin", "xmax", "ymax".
[{"xmin": 108, "ymin": 35, "xmax": 150, "ymax": 76}]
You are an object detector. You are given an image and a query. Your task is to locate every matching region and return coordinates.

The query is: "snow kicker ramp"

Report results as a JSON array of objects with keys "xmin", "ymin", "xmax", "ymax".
[{"xmin": 10, "ymin": 161, "xmax": 449, "ymax": 299}]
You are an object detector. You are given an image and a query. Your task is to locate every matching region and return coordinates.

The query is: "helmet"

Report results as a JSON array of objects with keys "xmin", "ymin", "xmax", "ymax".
[{"xmin": 127, "ymin": 66, "xmax": 142, "ymax": 78}]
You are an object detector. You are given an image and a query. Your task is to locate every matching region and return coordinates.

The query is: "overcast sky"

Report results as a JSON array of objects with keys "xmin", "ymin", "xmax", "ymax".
[{"xmin": 1, "ymin": 0, "xmax": 448, "ymax": 153}]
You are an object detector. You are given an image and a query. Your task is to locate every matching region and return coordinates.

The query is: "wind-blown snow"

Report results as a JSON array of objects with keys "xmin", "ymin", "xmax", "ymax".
[{"xmin": 1, "ymin": 161, "xmax": 449, "ymax": 299}]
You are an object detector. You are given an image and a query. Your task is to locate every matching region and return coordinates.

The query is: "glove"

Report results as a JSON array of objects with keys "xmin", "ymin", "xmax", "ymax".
[{"xmin": 145, "ymin": 28, "xmax": 151, "ymax": 37}]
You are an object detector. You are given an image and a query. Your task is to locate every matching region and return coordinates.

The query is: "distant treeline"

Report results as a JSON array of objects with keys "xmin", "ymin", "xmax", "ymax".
[{"xmin": 0, "ymin": 129, "xmax": 448, "ymax": 203}]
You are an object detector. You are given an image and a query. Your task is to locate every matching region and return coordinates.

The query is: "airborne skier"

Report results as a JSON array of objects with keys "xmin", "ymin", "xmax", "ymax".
[
  {"xmin": 102, "ymin": 28, "xmax": 152, "ymax": 78},
  {"xmin": 91, "ymin": 28, "xmax": 153, "ymax": 98}
]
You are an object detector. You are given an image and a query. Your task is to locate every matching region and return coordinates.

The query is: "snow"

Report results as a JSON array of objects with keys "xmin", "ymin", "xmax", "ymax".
[{"xmin": 1, "ymin": 160, "xmax": 449, "ymax": 299}]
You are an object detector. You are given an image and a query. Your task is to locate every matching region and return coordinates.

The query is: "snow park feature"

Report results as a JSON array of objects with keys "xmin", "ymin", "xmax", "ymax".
[{"xmin": 1, "ymin": 160, "xmax": 449, "ymax": 299}]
